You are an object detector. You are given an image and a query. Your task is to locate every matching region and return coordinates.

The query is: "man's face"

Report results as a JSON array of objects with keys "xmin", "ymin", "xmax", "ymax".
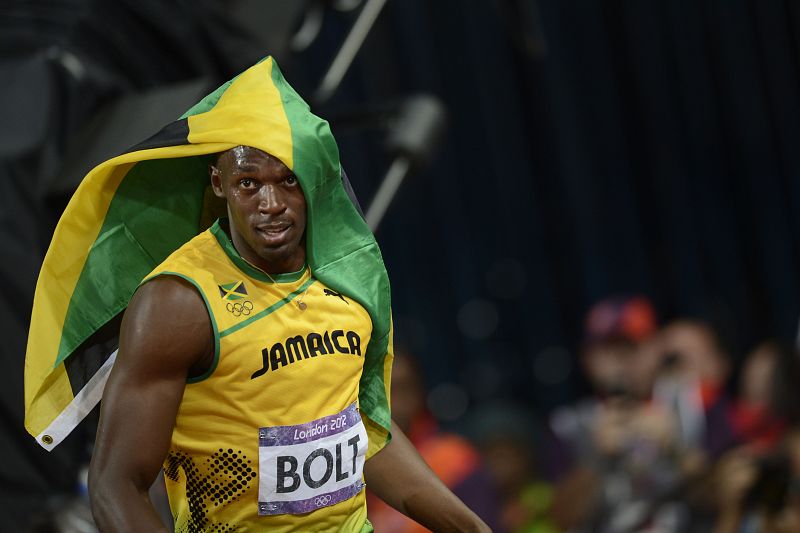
[
  {"xmin": 582, "ymin": 341, "xmax": 637, "ymax": 397},
  {"xmin": 210, "ymin": 146, "xmax": 307, "ymax": 274}
]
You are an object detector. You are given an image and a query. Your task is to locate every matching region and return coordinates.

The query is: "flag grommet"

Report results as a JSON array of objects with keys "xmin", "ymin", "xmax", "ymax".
[{"xmin": 41, "ymin": 435, "xmax": 53, "ymax": 445}]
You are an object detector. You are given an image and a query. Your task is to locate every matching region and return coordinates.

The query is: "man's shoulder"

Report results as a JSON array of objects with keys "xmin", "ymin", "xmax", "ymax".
[
  {"xmin": 122, "ymin": 269, "xmax": 213, "ymax": 376},
  {"xmin": 136, "ymin": 273, "xmax": 207, "ymax": 308}
]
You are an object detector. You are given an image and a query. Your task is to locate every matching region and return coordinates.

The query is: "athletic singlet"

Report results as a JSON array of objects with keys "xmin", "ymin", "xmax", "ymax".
[{"xmin": 143, "ymin": 219, "xmax": 377, "ymax": 533}]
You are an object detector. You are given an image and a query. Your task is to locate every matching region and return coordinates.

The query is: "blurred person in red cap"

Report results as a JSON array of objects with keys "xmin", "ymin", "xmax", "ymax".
[
  {"xmin": 581, "ymin": 295, "xmax": 659, "ymax": 400},
  {"xmin": 550, "ymin": 295, "xmax": 662, "ymax": 462},
  {"xmin": 548, "ymin": 295, "xmax": 691, "ymax": 531}
]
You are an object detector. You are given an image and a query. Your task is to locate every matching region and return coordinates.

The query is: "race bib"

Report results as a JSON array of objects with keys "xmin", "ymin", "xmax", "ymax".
[{"xmin": 257, "ymin": 403, "xmax": 368, "ymax": 515}]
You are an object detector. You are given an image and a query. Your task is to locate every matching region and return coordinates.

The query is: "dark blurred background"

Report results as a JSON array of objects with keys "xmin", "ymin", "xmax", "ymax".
[{"xmin": 2, "ymin": 1, "xmax": 800, "ymax": 531}]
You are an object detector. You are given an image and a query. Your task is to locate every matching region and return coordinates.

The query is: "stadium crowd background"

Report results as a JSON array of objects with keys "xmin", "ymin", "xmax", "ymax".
[{"xmin": 2, "ymin": 1, "xmax": 800, "ymax": 531}]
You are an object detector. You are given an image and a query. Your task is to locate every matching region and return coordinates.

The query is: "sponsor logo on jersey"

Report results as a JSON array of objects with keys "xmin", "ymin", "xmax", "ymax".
[
  {"xmin": 323, "ymin": 289, "xmax": 349, "ymax": 304},
  {"xmin": 251, "ymin": 330, "xmax": 362, "ymax": 379}
]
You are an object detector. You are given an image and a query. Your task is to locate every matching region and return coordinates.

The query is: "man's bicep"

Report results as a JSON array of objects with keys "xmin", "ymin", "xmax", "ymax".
[
  {"xmin": 91, "ymin": 276, "xmax": 212, "ymax": 489},
  {"xmin": 116, "ymin": 276, "xmax": 213, "ymax": 380}
]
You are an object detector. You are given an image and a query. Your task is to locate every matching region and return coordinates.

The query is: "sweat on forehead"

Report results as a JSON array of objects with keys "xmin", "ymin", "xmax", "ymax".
[{"xmin": 214, "ymin": 146, "xmax": 284, "ymax": 168}]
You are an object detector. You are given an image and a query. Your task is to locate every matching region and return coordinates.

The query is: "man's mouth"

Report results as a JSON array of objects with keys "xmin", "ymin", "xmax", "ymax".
[{"xmin": 256, "ymin": 223, "xmax": 292, "ymax": 243}]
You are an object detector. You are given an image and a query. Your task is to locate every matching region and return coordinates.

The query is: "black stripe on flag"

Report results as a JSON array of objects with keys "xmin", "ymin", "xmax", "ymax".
[
  {"xmin": 125, "ymin": 119, "xmax": 190, "ymax": 154},
  {"xmin": 64, "ymin": 312, "xmax": 123, "ymax": 398}
]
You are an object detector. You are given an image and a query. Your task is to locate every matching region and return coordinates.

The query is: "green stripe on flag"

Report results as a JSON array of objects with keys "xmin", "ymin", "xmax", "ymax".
[{"xmin": 55, "ymin": 156, "xmax": 210, "ymax": 367}]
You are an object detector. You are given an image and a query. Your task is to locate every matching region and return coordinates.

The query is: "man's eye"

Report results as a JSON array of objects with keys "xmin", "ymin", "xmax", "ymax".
[
  {"xmin": 239, "ymin": 178, "xmax": 256, "ymax": 188},
  {"xmin": 285, "ymin": 175, "xmax": 297, "ymax": 185}
]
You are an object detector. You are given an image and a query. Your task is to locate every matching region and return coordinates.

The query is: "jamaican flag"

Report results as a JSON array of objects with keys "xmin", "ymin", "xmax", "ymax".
[{"xmin": 24, "ymin": 57, "xmax": 393, "ymax": 451}]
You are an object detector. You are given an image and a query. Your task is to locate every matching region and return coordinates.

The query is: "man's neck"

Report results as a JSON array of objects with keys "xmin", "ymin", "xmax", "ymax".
[{"xmin": 222, "ymin": 219, "xmax": 306, "ymax": 275}]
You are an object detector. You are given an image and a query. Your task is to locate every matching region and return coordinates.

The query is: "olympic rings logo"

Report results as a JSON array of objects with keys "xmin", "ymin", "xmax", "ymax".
[
  {"xmin": 226, "ymin": 300, "xmax": 253, "ymax": 317},
  {"xmin": 314, "ymin": 495, "xmax": 332, "ymax": 507}
]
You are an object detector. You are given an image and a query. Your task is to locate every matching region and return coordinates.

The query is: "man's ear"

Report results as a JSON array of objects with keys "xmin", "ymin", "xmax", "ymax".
[{"xmin": 209, "ymin": 165, "xmax": 225, "ymax": 198}]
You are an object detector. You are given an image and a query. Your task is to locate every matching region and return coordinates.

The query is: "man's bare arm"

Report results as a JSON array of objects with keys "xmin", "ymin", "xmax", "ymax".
[
  {"xmin": 88, "ymin": 276, "xmax": 213, "ymax": 532},
  {"xmin": 364, "ymin": 420, "xmax": 491, "ymax": 533}
]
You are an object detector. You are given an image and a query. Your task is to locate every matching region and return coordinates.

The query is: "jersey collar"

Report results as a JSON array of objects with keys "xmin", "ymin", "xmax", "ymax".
[{"xmin": 210, "ymin": 218, "xmax": 307, "ymax": 283}]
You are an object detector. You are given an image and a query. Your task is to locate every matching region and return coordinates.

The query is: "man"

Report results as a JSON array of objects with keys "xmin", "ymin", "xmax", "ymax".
[
  {"xmin": 548, "ymin": 296, "xmax": 681, "ymax": 531},
  {"xmin": 26, "ymin": 58, "xmax": 489, "ymax": 532}
]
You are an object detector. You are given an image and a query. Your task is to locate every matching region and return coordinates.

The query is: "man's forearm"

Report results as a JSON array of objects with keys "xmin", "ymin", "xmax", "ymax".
[
  {"xmin": 364, "ymin": 420, "xmax": 491, "ymax": 533},
  {"xmin": 89, "ymin": 476, "xmax": 169, "ymax": 533}
]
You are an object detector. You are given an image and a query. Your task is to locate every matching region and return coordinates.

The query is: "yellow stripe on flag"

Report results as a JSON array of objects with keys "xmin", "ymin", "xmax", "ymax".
[{"xmin": 187, "ymin": 58, "xmax": 295, "ymax": 171}]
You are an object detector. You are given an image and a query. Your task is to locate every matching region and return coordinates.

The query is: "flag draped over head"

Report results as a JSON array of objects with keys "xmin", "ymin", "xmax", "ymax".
[{"xmin": 25, "ymin": 57, "xmax": 393, "ymax": 451}]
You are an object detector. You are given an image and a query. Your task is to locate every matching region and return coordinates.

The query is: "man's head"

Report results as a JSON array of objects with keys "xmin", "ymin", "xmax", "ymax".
[
  {"xmin": 210, "ymin": 146, "xmax": 307, "ymax": 274},
  {"xmin": 657, "ymin": 320, "xmax": 729, "ymax": 386},
  {"xmin": 581, "ymin": 295, "xmax": 658, "ymax": 399}
]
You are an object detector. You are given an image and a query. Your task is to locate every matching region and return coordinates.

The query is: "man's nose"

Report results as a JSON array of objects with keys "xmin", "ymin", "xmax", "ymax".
[{"xmin": 258, "ymin": 184, "xmax": 286, "ymax": 213}]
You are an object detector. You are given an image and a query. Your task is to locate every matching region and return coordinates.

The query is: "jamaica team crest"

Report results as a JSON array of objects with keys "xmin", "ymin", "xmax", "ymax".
[
  {"xmin": 218, "ymin": 281, "xmax": 248, "ymax": 301},
  {"xmin": 219, "ymin": 281, "xmax": 252, "ymax": 316}
]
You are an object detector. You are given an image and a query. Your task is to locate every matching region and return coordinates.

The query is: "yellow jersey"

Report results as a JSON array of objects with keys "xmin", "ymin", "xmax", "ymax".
[{"xmin": 145, "ymin": 220, "xmax": 377, "ymax": 533}]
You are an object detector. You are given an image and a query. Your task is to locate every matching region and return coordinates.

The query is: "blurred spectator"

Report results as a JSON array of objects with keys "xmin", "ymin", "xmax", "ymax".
[
  {"xmin": 712, "ymin": 340, "xmax": 800, "ymax": 532},
  {"xmin": 549, "ymin": 296, "xmax": 662, "ymax": 476},
  {"xmin": 713, "ymin": 431, "xmax": 800, "ymax": 533},
  {"xmin": 728, "ymin": 340, "xmax": 800, "ymax": 453},
  {"xmin": 366, "ymin": 351, "xmax": 502, "ymax": 532},
  {"xmin": 549, "ymin": 296, "xmax": 661, "ymax": 475},
  {"xmin": 653, "ymin": 319, "xmax": 737, "ymax": 459},
  {"xmin": 774, "ymin": 430, "xmax": 800, "ymax": 531},
  {"xmin": 549, "ymin": 296, "xmax": 692, "ymax": 531},
  {"xmin": 469, "ymin": 403, "xmax": 558, "ymax": 533},
  {"xmin": 582, "ymin": 296, "xmax": 658, "ymax": 400}
]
